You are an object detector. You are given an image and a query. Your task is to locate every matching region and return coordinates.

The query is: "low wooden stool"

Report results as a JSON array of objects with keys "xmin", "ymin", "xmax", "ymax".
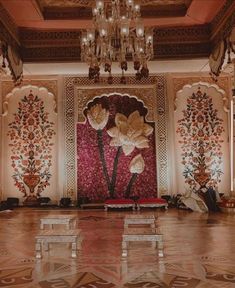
[
  {"xmin": 122, "ymin": 228, "xmax": 163, "ymax": 257},
  {"xmin": 124, "ymin": 214, "xmax": 156, "ymax": 229},
  {"xmin": 35, "ymin": 229, "xmax": 81, "ymax": 259}
]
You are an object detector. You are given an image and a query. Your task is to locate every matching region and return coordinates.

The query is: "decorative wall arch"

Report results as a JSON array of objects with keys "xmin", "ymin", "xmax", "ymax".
[
  {"xmin": 76, "ymin": 93, "xmax": 157, "ymax": 200},
  {"xmin": 3, "ymin": 85, "xmax": 57, "ymax": 116},
  {"xmin": 174, "ymin": 81, "xmax": 230, "ymax": 195},
  {"xmin": 2, "ymin": 84, "xmax": 58, "ymax": 202},
  {"xmin": 64, "ymin": 75, "xmax": 169, "ymax": 200},
  {"xmin": 80, "ymin": 92, "xmax": 150, "ymax": 123},
  {"xmin": 75, "ymin": 85, "xmax": 157, "ymax": 124},
  {"xmin": 175, "ymin": 81, "xmax": 229, "ymax": 112}
]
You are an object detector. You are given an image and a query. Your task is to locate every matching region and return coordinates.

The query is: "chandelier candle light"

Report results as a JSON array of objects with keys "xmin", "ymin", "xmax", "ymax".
[{"xmin": 81, "ymin": 0, "xmax": 153, "ymax": 83}]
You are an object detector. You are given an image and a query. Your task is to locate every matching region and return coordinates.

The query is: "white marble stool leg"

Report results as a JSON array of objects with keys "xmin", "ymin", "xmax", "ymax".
[
  {"xmin": 77, "ymin": 238, "xmax": 82, "ymax": 250},
  {"xmin": 157, "ymin": 235, "xmax": 164, "ymax": 257},
  {"xmin": 122, "ymin": 241, "xmax": 128, "ymax": 257},
  {"xmin": 151, "ymin": 241, "xmax": 157, "ymax": 248},
  {"xmin": 71, "ymin": 242, "xmax": 77, "ymax": 258},
  {"xmin": 44, "ymin": 242, "xmax": 49, "ymax": 251},
  {"xmin": 35, "ymin": 241, "xmax": 42, "ymax": 259}
]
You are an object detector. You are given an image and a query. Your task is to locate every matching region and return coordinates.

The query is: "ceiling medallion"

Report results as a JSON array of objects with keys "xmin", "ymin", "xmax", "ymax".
[{"xmin": 81, "ymin": 0, "xmax": 153, "ymax": 84}]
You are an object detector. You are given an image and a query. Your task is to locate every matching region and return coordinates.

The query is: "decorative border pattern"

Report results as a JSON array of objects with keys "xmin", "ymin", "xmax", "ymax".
[
  {"xmin": 42, "ymin": 5, "xmax": 188, "ymax": 20},
  {"xmin": 156, "ymin": 75, "xmax": 168, "ymax": 195},
  {"xmin": 37, "ymin": 0, "xmax": 191, "ymax": 19},
  {"xmin": 64, "ymin": 75, "xmax": 169, "ymax": 199},
  {"xmin": 20, "ymin": 25, "xmax": 211, "ymax": 61}
]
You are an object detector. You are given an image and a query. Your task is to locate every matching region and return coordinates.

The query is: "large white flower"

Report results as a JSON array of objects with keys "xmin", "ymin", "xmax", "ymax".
[
  {"xmin": 107, "ymin": 111, "xmax": 153, "ymax": 155},
  {"xmin": 87, "ymin": 104, "xmax": 109, "ymax": 130},
  {"xmin": 129, "ymin": 154, "xmax": 145, "ymax": 174}
]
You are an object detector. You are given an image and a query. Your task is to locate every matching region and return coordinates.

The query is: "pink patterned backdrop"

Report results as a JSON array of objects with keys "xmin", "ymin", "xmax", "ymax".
[{"xmin": 77, "ymin": 94, "xmax": 157, "ymax": 201}]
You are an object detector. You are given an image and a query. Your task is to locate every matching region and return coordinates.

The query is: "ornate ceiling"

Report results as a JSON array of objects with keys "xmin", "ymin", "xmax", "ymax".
[
  {"xmin": 0, "ymin": 0, "xmax": 234, "ymax": 64},
  {"xmin": 38, "ymin": 0, "xmax": 191, "ymax": 8},
  {"xmin": 36, "ymin": 0, "xmax": 193, "ymax": 19}
]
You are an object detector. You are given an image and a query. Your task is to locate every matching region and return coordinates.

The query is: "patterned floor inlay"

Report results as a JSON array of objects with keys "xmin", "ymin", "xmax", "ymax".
[
  {"xmin": 0, "ymin": 209, "xmax": 234, "ymax": 287},
  {"xmin": 0, "ymin": 267, "xmax": 33, "ymax": 287},
  {"xmin": 38, "ymin": 272, "xmax": 117, "ymax": 288}
]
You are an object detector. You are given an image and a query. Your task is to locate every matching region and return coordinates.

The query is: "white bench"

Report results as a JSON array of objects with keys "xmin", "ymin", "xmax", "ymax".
[
  {"xmin": 40, "ymin": 215, "xmax": 76, "ymax": 229},
  {"xmin": 35, "ymin": 229, "xmax": 82, "ymax": 259},
  {"xmin": 104, "ymin": 199, "xmax": 135, "ymax": 211},
  {"xmin": 124, "ymin": 214, "xmax": 156, "ymax": 229},
  {"xmin": 136, "ymin": 198, "xmax": 168, "ymax": 210},
  {"xmin": 122, "ymin": 228, "xmax": 163, "ymax": 257}
]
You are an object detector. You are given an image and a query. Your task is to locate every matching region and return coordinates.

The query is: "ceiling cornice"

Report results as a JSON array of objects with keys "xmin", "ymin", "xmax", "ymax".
[
  {"xmin": 210, "ymin": 0, "xmax": 235, "ymax": 45},
  {"xmin": 0, "ymin": 2, "xmax": 20, "ymax": 46},
  {"xmin": 1, "ymin": 0, "xmax": 232, "ymax": 63},
  {"xmin": 42, "ymin": 3, "xmax": 188, "ymax": 20},
  {"xmin": 20, "ymin": 24, "xmax": 211, "ymax": 62},
  {"xmin": 21, "ymin": 46, "xmax": 81, "ymax": 62}
]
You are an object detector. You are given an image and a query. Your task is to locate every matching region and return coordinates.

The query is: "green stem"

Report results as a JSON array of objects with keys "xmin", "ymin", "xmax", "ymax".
[
  {"xmin": 97, "ymin": 130, "xmax": 111, "ymax": 191},
  {"xmin": 109, "ymin": 146, "xmax": 122, "ymax": 198},
  {"xmin": 125, "ymin": 173, "xmax": 138, "ymax": 198}
]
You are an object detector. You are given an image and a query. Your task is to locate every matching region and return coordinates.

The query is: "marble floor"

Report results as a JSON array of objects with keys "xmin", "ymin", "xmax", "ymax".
[{"xmin": 0, "ymin": 208, "xmax": 235, "ymax": 288}]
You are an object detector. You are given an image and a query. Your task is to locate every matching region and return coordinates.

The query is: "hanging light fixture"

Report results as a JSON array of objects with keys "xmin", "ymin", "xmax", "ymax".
[{"xmin": 81, "ymin": 0, "xmax": 153, "ymax": 84}]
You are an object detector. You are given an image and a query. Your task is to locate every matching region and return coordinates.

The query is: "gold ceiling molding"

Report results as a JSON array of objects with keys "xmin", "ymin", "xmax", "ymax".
[
  {"xmin": 38, "ymin": 0, "xmax": 188, "ymax": 8},
  {"xmin": 0, "ymin": 3, "xmax": 19, "ymax": 44},
  {"xmin": 38, "ymin": 0, "xmax": 90, "ymax": 7},
  {"xmin": 211, "ymin": 0, "xmax": 235, "ymax": 43},
  {"xmin": 20, "ymin": 26, "xmax": 210, "ymax": 62},
  {"xmin": 141, "ymin": 0, "xmax": 189, "ymax": 5}
]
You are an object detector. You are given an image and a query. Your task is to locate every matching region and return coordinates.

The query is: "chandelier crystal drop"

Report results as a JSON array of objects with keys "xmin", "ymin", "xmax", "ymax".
[{"xmin": 81, "ymin": 0, "xmax": 154, "ymax": 83}]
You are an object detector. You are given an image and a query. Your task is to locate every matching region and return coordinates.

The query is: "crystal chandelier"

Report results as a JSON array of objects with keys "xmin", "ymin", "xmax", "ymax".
[{"xmin": 81, "ymin": 0, "xmax": 153, "ymax": 84}]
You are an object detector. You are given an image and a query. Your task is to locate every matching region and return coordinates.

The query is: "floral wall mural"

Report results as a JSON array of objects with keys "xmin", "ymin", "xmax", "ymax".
[
  {"xmin": 77, "ymin": 94, "xmax": 157, "ymax": 201},
  {"xmin": 7, "ymin": 89, "xmax": 56, "ymax": 204},
  {"xmin": 176, "ymin": 87, "xmax": 226, "ymax": 193}
]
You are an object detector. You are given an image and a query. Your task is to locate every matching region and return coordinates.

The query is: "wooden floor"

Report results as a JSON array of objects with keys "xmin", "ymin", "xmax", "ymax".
[{"xmin": 0, "ymin": 208, "xmax": 234, "ymax": 287}]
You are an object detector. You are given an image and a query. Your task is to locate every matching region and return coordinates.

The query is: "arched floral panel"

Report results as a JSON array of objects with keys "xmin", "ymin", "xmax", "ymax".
[
  {"xmin": 3, "ymin": 85, "xmax": 57, "ymax": 202},
  {"xmin": 76, "ymin": 94, "xmax": 157, "ymax": 200},
  {"xmin": 174, "ymin": 82, "xmax": 229, "ymax": 195}
]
